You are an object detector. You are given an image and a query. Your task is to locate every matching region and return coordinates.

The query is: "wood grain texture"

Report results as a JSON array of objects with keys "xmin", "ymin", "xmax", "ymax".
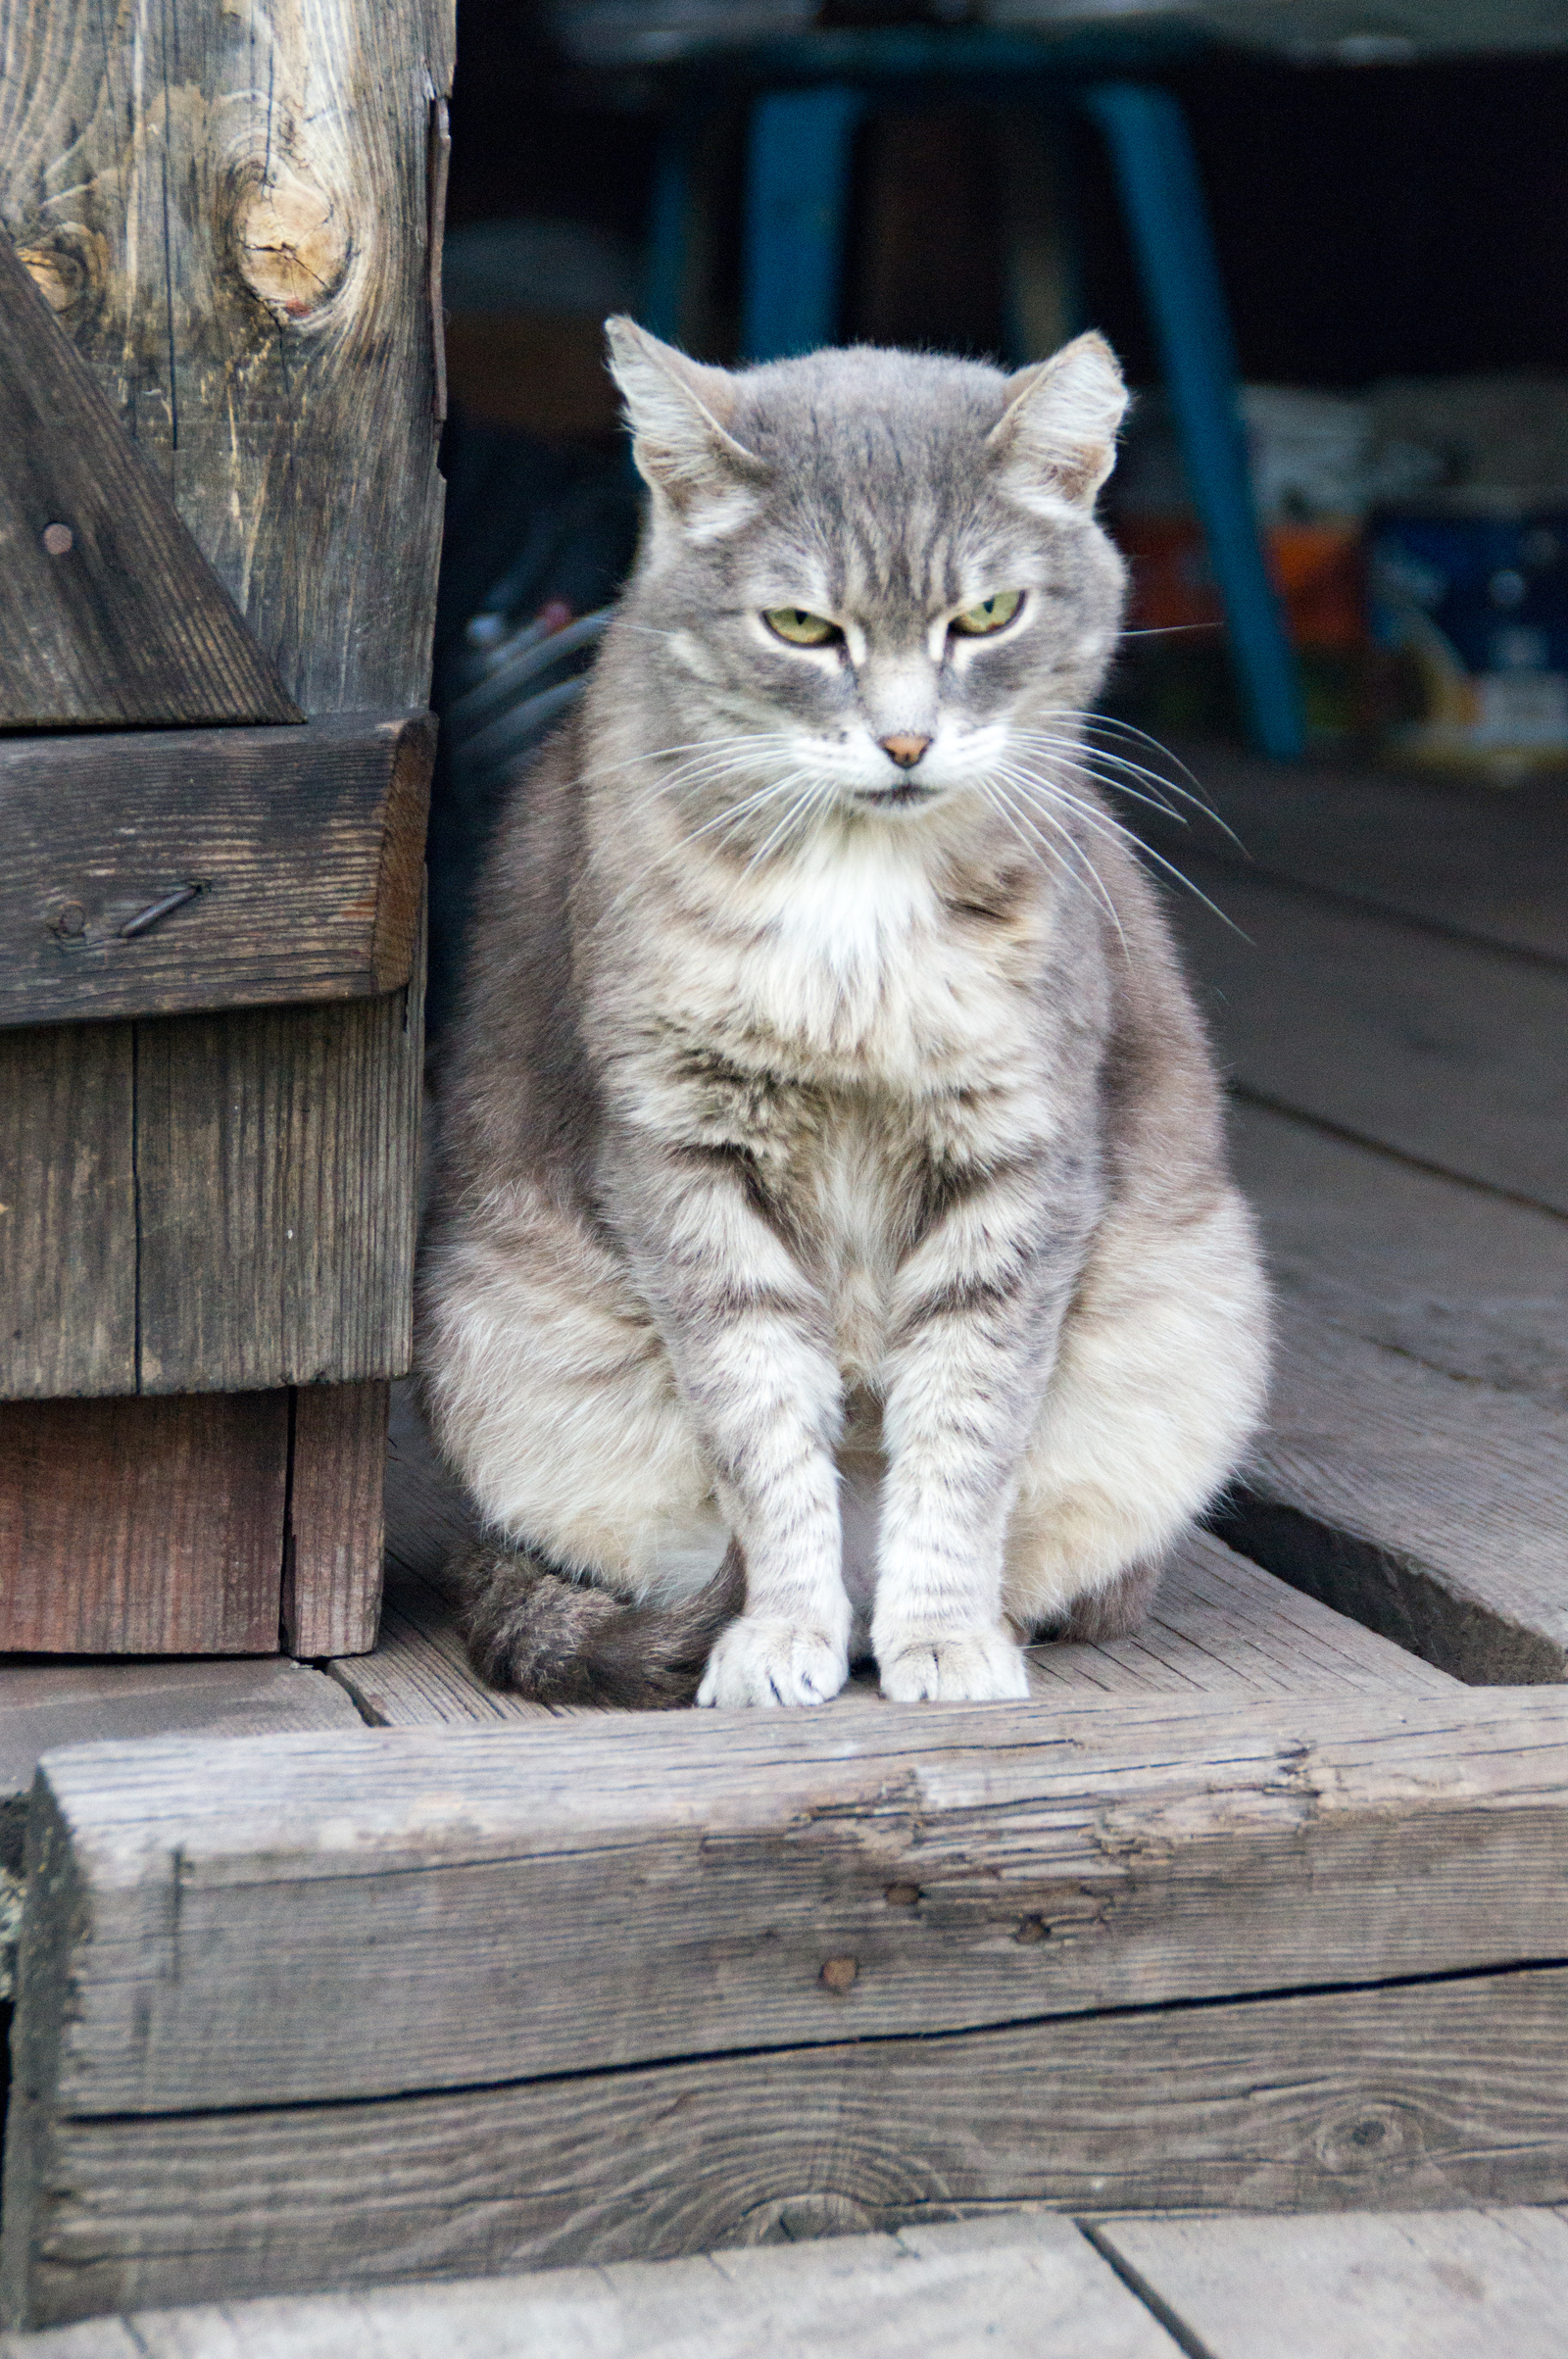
[
  {"xmin": 1231, "ymin": 1097, "xmax": 1568, "ymax": 1417},
  {"xmin": 1026, "ymin": 1525, "xmax": 1455, "ymax": 1700},
  {"xmin": 134, "ymin": 933, "xmax": 423, "ymax": 1395},
  {"xmin": 11, "ymin": 1962, "xmax": 1568, "ymax": 2326},
  {"xmin": 0, "ymin": 0, "xmax": 455, "ymax": 714},
  {"xmin": 1216, "ymin": 1302, "xmax": 1568, "ymax": 1685},
  {"xmin": 0, "ymin": 714, "xmax": 433, "ymax": 1030},
  {"xmin": 284, "ymin": 1382, "xmax": 388, "ymax": 1659},
  {"xmin": 1097, "ymin": 2205, "xmax": 1568, "ymax": 2359},
  {"xmin": 0, "ymin": 231, "xmax": 299, "ymax": 730},
  {"xmin": 0, "ymin": 2218, "xmax": 1184, "ymax": 2359},
  {"xmin": 16, "ymin": 1692, "xmax": 1568, "ymax": 2119},
  {"xmin": 0, "ymin": 1025, "xmax": 136, "ymax": 1399},
  {"xmin": 0, "ymin": 1659, "xmax": 363, "ymax": 1804},
  {"xmin": 1169, "ymin": 853, "xmax": 1568, "ymax": 1214},
  {"xmin": 1154, "ymin": 735, "xmax": 1568, "ymax": 967},
  {"xmin": 0, "ymin": 1394, "xmax": 287, "ymax": 1653}
]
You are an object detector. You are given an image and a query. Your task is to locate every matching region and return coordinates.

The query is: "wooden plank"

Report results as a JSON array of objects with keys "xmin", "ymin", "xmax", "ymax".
[
  {"xmin": 15, "ymin": 1693, "xmax": 1568, "ymax": 2118},
  {"xmin": 1170, "ymin": 853, "xmax": 1568, "ymax": 1214},
  {"xmin": 0, "ymin": 2218, "xmax": 1184, "ymax": 2357},
  {"xmin": 284, "ymin": 1383, "xmax": 389, "ymax": 1660},
  {"xmin": 1155, "ymin": 735, "xmax": 1568, "ymax": 967},
  {"xmin": 0, "ymin": 1661, "xmax": 363, "ymax": 1805},
  {"xmin": 0, "ymin": 0, "xmax": 455, "ymax": 717},
  {"xmin": 0, "ymin": 714, "xmax": 433, "ymax": 1030},
  {"xmin": 1215, "ymin": 1302, "xmax": 1568, "ymax": 1685},
  {"xmin": 3, "ymin": 909, "xmax": 423, "ymax": 1405},
  {"xmin": 0, "ymin": 1394, "xmax": 288, "ymax": 1653},
  {"xmin": 134, "ymin": 935, "xmax": 423, "ymax": 1395},
  {"xmin": 333, "ymin": 1563, "xmax": 557, "ymax": 1726},
  {"xmin": 1097, "ymin": 2206, "xmax": 1568, "ymax": 2359},
  {"xmin": 0, "ymin": 232, "xmax": 299, "ymax": 731},
  {"xmin": 1231, "ymin": 1097, "xmax": 1568, "ymax": 1417},
  {"xmin": 10, "ymin": 1961, "xmax": 1568, "ymax": 2326},
  {"xmin": 0, "ymin": 1025, "xmax": 136, "ymax": 1400},
  {"xmin": 1027, "ymin": 1526, "xmax": 1456, "ymax": 1699}
]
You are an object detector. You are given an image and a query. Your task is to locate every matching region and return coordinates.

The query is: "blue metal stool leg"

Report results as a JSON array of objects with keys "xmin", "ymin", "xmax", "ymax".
[
  {"xmin": 1083, "ymin": 81, "xmax": 1305, "ymax": 760},
  {"xmin": 742, "ymin": 85, "xmax": 865, "ymax": 362}
]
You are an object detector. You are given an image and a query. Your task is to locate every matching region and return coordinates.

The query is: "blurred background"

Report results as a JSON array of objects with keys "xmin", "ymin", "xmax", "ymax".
[{"xmin": 426, "ymin": 0, "xmax": 1568, "ymax": 1036}]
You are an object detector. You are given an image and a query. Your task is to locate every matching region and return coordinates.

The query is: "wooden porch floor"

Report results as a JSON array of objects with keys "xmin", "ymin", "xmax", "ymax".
[{"xmin": 1, "ymin": 740, "xmax": 1565, "ymax": 2338}]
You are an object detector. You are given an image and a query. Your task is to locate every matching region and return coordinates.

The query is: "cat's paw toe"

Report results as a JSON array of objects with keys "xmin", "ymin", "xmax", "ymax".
[
  {"xmin": 876, "ymin": 1624, "xmax": 1030, "ymax": 1703},
  {"xmin": 697, "ymin": 1617, "xmax": 850, "ymax": 1709}
]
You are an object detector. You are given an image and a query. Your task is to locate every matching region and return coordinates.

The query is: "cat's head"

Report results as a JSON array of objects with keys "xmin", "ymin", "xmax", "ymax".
[{"xmin": 602, "ymin": 319, "xmax": 1128, "ymax": 830}]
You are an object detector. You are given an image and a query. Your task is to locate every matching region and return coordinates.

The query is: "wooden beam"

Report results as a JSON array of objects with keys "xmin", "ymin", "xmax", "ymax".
[
  {"xmin": 0, "ymin": 713, "xmax": 433, "ymax": 1030},
  {"xmin": 0, "ymin": 0, "xmax": 454, "ymax": 718},
  {"xmin": 8, "ymin": 1699, "xmax": 1568, "ymax": 2320},
  {"xmin": 2, "ymin": 914, "xmax": 423, "ymax": 1403},
  {"xmin": 0, "ymin": 232, "xmax": 301, "ymax": 731},
  {"xmin": 15, "ymin": 1693, "xmax": 1568, "ymax": 2112},
  {"xmin": 284, "ymin": 1381, "xmax": 389, "ymax": 1659}
]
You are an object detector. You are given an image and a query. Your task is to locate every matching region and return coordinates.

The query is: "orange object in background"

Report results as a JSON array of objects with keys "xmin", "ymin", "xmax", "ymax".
[
  {"xmin": 1268, "ymin": 520, "xmax": 1366, "ymax": 652},
  {"xmin": 1119, "ymin": 515, "xmax": 1366, "ymax": 652}
]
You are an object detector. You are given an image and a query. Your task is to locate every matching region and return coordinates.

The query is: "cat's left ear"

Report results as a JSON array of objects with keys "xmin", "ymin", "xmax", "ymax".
[{"xmin": 987, "ymin": 331, "xmax": 1128, "ymax": 513}]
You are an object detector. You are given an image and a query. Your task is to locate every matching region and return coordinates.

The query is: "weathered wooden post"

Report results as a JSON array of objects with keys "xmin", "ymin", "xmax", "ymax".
[{"xmin": 0, "ymin": 0, "xmax": 455, "ymax": 1655}]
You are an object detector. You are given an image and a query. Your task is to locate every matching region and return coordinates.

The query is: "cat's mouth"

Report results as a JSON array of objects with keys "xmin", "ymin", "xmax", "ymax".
[{"xmin": 855, "ymin": 781, "xmax": 941, "ymax": 810}]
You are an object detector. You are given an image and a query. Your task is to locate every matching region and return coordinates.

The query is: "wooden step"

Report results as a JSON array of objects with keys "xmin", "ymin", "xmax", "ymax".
[{"xmin": 7, "ymin": 1686, "xmax": 1568, "ymax": 2325}]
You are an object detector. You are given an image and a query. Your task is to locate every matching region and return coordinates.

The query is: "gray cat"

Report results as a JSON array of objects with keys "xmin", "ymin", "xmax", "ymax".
[{"xmin": 416, "ymin": 319, "xmax": 1269, "ymax": 1709}]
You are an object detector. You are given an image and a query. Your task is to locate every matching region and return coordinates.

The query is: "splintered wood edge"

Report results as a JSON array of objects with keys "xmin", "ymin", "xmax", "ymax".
[{"xmin": 28, "ymin": 1685, "xmax": 1568, "ymax": 1839}]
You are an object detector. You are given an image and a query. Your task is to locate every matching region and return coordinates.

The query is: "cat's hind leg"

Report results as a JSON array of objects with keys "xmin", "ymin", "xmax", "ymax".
[
  {"xmin": 1002, "ymin": 1186, "xmax": 1269, "ymax": 1637},
  {"xmin": 417, "ymin": 1194, "xmax": 741, "ymax": 1703}
]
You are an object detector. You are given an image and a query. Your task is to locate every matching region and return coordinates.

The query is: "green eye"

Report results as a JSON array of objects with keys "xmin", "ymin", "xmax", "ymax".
[
  {"xmin": 764, "ymin": 607, "xmax": 837, "ymax": 647},
  {"xmin": 952, "ymin": 590, "xmax": 1022, "ymax": 636}
]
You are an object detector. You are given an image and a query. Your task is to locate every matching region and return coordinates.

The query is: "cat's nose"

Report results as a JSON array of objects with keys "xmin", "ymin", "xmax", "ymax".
[{"xmin": 880, "ymin": 733, "xmax": 931, "ymax": 769}]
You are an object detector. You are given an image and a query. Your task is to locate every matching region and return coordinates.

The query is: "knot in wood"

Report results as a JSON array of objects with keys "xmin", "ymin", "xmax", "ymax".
[
  {"xmin": 17, "ymin": 226, "xmax": 106, "ymax": 324},
  {"xmin": 230, "ymin": 165, "xmax": 350, "ymax": 322}
]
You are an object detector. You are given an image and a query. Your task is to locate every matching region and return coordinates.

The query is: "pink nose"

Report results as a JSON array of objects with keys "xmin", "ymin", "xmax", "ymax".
[{"xmin": 880, "ymin": 733, "xmax": 930, "ymax": 769}]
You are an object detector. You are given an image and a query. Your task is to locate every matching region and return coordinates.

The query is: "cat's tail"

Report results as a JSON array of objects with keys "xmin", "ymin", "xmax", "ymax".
[{"xmin": 457, "ymin": 1537, "xmax": 745, "ymax": 1709}]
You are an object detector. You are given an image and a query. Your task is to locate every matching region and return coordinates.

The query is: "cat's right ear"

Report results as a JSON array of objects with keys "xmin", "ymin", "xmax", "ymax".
[{"xmin": 605, "ymin": 319, "xmax": 769, "ymax": 531}]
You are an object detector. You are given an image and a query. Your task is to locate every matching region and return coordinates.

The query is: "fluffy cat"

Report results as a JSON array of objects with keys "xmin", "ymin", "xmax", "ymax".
[{"xmin": 416, "ymin": 318, "xmax": 1270, "ymax": 1709}]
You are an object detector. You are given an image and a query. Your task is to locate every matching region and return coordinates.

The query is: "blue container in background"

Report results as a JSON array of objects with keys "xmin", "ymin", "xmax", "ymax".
[{"xmin": 1368, "ymin": 496, "xmax": 1568, "ymax": 779}]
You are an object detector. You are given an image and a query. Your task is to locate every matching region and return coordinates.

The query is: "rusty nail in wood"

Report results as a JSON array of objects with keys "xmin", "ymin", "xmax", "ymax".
[
  {"xmin": 120, "ymin": 882, "xmax": 201, "ymax": 939},
  {"xmin": 819, "ymin": 1956, "xmax": 858, "ymax": 1993},
  {"xmin": 883, "ymin": 1883, "xmax": 920, "ymax": 1907},
  {"xmin": 1013, "ymin": 1918, "xmax": 1049, "ymax": 1944},
  {"xmin": 41, "ymin": 522, "xmax": 74, "ymax": 557},
  {"xmin": 53, "ymin": 902, "xmax": 87, "ymax": 937}
]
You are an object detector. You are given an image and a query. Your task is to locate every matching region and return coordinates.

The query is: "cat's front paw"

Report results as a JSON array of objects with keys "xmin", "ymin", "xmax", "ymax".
[
  {"xmin": 876, "ymin": 1623, "xmax": 1030, "ymax": 1703},
  {"xmin": 696, "ymin": 1616, "xmax": 850, "ymax": 1708}
]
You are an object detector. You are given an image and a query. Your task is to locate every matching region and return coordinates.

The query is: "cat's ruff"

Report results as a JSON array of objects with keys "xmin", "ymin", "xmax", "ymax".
[{"xmin": 416, "ymin": 320, "xmax": 1270, "ymax": 1709}]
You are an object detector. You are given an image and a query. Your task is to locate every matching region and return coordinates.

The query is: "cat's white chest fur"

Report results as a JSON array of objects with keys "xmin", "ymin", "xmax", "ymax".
[{"xmin": 707, "ymin": 830, "xmax": 1037, "ymax": 1091}]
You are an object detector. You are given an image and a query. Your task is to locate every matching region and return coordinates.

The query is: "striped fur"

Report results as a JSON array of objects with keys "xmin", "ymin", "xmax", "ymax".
[{"xmin": 417, "ymin": 323, "xmax": 1269, "ymax": 1707}]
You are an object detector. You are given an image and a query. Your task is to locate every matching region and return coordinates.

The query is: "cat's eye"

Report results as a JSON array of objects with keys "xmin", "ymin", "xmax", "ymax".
[
  {"xmin": 764, "ymin": 607, "xmax": 838, "ymax": 647},
  {"xmin": 952, "ymin": 591, "xmax": 1023, "ymax": 636}
]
